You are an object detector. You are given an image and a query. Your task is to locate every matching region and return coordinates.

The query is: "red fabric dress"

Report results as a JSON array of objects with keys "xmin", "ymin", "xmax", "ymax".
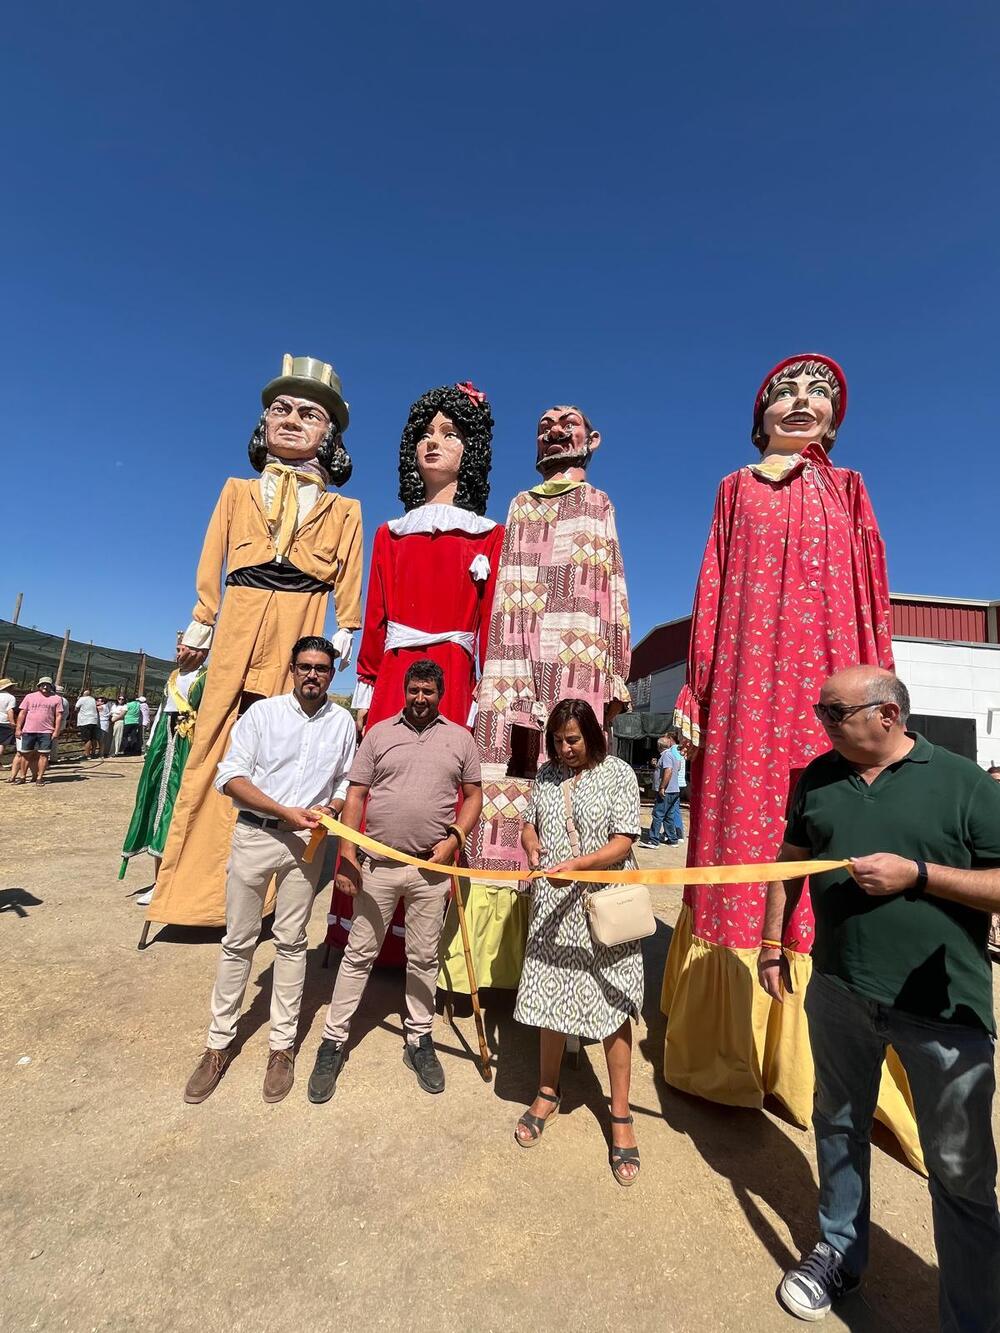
[
  {"xmin": 326, "ymin": 503, "xmax": 503, "ymax": 963},
  {"xmin": 675, "ymin": 442, "xmax": 894, "ymax": 950},
  {"xmin": 660, "ymin": 444, "xmax": 922, "ymax": 1168}
]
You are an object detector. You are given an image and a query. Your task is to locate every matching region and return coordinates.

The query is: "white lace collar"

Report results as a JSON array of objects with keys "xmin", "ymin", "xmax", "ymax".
[{"xmin": 386, "ymin": 503, "xmax": 497, "ymax": 536}]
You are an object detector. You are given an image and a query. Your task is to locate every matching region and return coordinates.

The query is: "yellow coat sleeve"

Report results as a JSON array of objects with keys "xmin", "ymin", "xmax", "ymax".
[
  {"xmin": 332, "ymin": 497, "xmax": 363, "ymax": 632},
  {"xmin": 192, "ymin": 479, "xmax": 237, "ymax": 629}
]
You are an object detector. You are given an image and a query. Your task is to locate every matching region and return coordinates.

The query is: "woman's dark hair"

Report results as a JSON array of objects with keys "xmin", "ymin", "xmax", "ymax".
[
  {"xmin": 403, "ymin": 658, "xmax": 445, "ymax": 697},
  {"xmin": 398, "ymin": 384, "xmax": 494, "ymax": 514},
  {"xmin": 290, "ymin": 635, "xmax": 336, "ymax": 667},
  {"xmin": 248, "ymin": 414, "xmax": 353, "ymax": 487},
  {"xmin": 545, "ymin": 698, "xmax": 607, "ymax": 765}
]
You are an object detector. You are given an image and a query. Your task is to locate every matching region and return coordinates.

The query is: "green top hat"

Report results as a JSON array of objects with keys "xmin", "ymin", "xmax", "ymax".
[{"xmin": 261, "ymin": 354, "xmax": 350, "ymax": 432}]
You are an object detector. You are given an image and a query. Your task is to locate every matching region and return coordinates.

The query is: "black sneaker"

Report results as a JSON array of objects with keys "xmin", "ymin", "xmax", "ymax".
[
  {"xmin": 307, "ymin": 1039, "xmax": 345, "ymax": 1104},
  {"xmin": 402, "ymin": 1034, "xmax": 445, "ymax": 1094},
  {"xmin": 779, "ymin": 1242, "xmax": 861, "ymax": 1321}
]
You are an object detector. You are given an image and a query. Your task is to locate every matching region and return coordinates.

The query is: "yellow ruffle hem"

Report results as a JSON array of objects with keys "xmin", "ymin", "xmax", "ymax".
[
  {"xmin": 661, "ymin": 904, "xmax": 925, "ymax": 1174},
  {"xmin": 437, "ymin": 880, "xmax": 530, "ymax": 993}
]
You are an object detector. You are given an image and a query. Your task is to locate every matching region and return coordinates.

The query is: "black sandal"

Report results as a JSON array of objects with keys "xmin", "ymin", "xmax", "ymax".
[
  {"xmin": 514, "ymin": 1088, "xmax": 561, "ymax": 1148},
  {"xmin": 610, "ymin": 1113, "xmax": 640, "ymax": 1186}
]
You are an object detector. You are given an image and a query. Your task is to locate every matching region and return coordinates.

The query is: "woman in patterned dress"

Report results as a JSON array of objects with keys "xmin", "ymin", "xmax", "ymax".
[{"xmin": 513, "ymin": 699, "xmax": 644, "ymax": 1185}]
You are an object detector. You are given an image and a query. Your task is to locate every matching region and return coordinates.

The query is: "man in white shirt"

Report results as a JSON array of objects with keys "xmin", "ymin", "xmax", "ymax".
[
  {"xmin": 183, "ymin": 635, "xmax": 356, "ymax": 1107},
  {"xmin": 74, "ymin": 688, "xmax": 101, "ymax": 760},
  {"xmin": 0, "ymin": 677, "xmax": 16, "ymax": 769}
]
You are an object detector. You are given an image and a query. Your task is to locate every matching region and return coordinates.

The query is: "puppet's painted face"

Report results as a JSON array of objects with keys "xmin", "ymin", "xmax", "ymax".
[
  {"xmin": 760, "ymin": 373, "xmax": 835, "ymax": 454},
  {"xmin": 416, "ymin": 412, "xmax": 466, "ymax": 490},
  {"xmin": 535, "ymin": 405, "xmax": 597, "ymax": 471},
  {"xmin": 264, "ymin": 394, "xmax": 331, "ymax": 463}
]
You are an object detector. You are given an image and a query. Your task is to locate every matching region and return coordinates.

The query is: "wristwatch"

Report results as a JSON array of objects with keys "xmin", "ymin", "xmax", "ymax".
[{"xmin": 913, "ymin": 858, "xmax": 928, "ymax": 892}]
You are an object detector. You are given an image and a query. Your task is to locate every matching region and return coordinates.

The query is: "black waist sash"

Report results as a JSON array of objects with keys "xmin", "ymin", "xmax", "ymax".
[{"xmin": 226, "ymin": 561, "xmax": 330, "ymax": 595}]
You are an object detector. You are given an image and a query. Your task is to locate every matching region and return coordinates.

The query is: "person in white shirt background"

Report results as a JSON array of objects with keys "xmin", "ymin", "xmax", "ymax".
[
  {"xmin": 96, "ymin": 697, "xmax": 112, "ymax": 756},
  {"xmin": 182, "ymin": 634, "xmax": 356, "ymax": 1108},
  {"xmin": 110, "ymin": 694, "xmax": 127, "ymax": 756},
  {"xmin": 0, "ymin": 677, "xmax": 17, "ymax": 769},
  {"xmin": 74, "ymin": 687, "xmax": 101, "ymax": 761}
]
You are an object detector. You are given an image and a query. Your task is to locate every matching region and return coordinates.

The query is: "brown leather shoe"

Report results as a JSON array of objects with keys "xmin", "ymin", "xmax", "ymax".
[
  {"xmin": 184, "ymin": 1048, "xmax": 230, "ymax": 1104},
  {"xmin": 263, "ymin": 1048, "xmax": 294, "ymax": 1103}
]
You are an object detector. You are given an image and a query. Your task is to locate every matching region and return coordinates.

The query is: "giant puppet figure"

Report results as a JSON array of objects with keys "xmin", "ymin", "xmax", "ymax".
[
  {"xmin": 661, "ymin": 353, "xmax": 922, "ymax": 1167},
  {"xmin": 146, "ymin": 355, "xmax": 363, "ymax": 929},
  {"xmin": 326, "ymin": 381, "xmax": 501, "ymax": 965},
  {"xmin": 439, "ymin": 405, "xmax": 631, "ymax": 991}
]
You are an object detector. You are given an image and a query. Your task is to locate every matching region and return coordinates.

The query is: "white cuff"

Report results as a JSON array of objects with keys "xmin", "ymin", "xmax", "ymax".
[
  {"xmin": 332, "ymin": 627, "xmax": 354, "ymax": 670},
  {"xmin": 182, "ymin": 620, "xmax": 213, "ymax": 651},
  {"xmin": 351, "ymin": 679, "xmax": 374, "ymax": 709},
  {"xmin": 332, "ymin": 776, "xmax": 350, "ymax": 802},
  {"xmin": 469, "ymin": 554, "xmax": 491, "ymax": 583}
]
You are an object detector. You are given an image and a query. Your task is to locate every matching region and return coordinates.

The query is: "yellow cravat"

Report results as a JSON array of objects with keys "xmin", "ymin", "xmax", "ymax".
[{"xmin": 262, "ymin": 463, "xmax": 319, "ymax": 558}]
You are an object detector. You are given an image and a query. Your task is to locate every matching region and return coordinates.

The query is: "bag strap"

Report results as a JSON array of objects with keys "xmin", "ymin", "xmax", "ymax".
[{"xmin": 560, "ymin": 777, "xmax": 582, "ymax": 859}]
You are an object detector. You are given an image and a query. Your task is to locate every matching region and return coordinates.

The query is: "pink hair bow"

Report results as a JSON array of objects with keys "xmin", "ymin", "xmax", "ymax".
[{"xmin": 455, "ymin": 380, "xmax": 487, "ymax": 406}]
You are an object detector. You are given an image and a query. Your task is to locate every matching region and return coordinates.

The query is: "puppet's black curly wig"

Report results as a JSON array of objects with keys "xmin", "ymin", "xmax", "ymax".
[
  {"xmin": 398, "ymin": 384, "xmax": 494, "ymax": 515},
  {"xmin": 248, "ymin": 415, "xmax": 353, "ymax": 487}
]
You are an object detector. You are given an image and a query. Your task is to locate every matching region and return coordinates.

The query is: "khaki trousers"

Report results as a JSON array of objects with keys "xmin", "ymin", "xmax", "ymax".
[
  {"xmin": 207, "ymin": 820, "xmax": 324, "ymax": 1051},
  {"xmin": 323, "ymin": 860, "xmax": 450, "ymax": 1045}
]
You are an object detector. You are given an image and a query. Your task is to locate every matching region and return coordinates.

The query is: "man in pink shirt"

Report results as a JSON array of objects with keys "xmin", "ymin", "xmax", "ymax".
[{"xmin": 13, "ymin": 676, "xmax": 65, "ymax": 785}]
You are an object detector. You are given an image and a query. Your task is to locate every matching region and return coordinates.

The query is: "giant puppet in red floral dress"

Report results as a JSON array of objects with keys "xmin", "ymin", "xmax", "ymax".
[
  {"xmin": 326, "ymin": 383, "xmax": 502, "ymax": 965},
  {"xmin": 661, "ymin": 354, "xmax": 922, "ymax": 1167}
]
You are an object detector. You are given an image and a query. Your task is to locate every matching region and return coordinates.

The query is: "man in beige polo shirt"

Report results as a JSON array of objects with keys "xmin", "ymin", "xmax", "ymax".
[{"xmin": 308, "ymin": 658, "xmax": 482, "ymax": 1100}]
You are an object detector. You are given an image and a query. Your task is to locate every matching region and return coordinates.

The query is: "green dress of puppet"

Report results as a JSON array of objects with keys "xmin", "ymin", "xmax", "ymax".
[{"xmin": 119, "ymin": 667, "xmax": 208, "ymax": 876}]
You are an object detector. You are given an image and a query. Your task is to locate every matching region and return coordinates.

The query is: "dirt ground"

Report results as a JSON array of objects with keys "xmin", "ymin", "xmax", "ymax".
[{"xmin": 3, "ymin": 753, "xmax": 998, "ymax": 1332}]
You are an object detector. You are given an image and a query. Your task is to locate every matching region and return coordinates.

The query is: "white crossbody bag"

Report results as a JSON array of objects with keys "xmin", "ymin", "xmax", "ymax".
[{"xmin": 560, "ymin": 778, "xmax": 656, "ymax": 948}]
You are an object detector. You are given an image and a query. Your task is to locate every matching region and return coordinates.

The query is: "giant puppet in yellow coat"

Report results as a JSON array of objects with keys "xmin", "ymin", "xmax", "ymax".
[{"xmin": 146, "ymin": 356, "xmax": 363, "ymax": 928}]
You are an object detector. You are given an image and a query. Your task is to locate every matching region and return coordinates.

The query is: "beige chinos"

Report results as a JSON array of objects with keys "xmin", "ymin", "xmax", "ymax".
[
  {"xmin": 207, "ymin": 820, "xmax": 325, "ymax": 1051},
  {"xmin": 322, "ymin": 859, "xmax": 450, "ymax": 1045}
]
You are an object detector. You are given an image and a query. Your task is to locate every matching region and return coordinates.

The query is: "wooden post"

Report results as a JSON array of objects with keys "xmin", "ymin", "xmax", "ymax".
[
  {"xmin": 12, "ymin": 593, "xmax": 23, "ymax": 624},
  {"xmin": 82, "ymin": 641, "xmax": 93, "ymax": 691},
  {"xmin": 136, "ymin": 650, "xmax": 146, "ymax": 698},
  {"xmin": 0, "ymin": 641, "xmax": 10, "ymax": 678},
  {"xmin": 55, "ymin": 628, "xmax": 70, "ymax": 687}
]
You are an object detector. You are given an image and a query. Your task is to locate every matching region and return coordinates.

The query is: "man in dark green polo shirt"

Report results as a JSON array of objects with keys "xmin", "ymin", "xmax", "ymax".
[{"xmin": 757, "ymin": 665, "xmax": 1000, "ymax": 1329}]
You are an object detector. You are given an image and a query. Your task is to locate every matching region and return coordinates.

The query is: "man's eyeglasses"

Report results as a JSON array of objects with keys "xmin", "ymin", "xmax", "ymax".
[
  {"xmin": 293, "ymin": 662, "xmax": 333, "ymax": 677},
  {"xmin": 813, "ymin": 701, "xmax": 892, "ymax": 725}
]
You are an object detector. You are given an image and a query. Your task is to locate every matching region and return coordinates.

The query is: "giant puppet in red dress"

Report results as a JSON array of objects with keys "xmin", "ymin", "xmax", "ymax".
[
  {"xmin": 326, "ymin": 383, "xmax": 502, "ymax": 965},
  {"xmin": 661, "ymin": 354, "xmax": 922, "ymax": 1169}
]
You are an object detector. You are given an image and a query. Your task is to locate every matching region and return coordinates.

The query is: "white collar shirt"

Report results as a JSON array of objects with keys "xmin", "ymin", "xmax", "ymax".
[
  {"xmin": 0, "ymin": 691, "xmax": 15, "ymax": 725},
  {"xmin": 214, "ymin": 692, "xmax": 356, "ymax": 811}
]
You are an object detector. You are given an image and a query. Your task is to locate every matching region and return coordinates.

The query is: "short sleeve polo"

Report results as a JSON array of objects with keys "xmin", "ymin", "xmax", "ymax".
[{"xmin": 786, "ymin": 733, "xmax": 1000, "ymax": 1033}]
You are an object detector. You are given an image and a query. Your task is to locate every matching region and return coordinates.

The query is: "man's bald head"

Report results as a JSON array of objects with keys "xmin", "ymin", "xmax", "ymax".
[{"xmin": 821, "ymin": 666, "xmax": 910, "ymax": 720}]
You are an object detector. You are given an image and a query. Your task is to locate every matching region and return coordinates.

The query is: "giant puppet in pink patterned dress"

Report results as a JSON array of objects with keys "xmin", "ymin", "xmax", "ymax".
[
  {"xmin": 326, "ymin": 383, "xmax": 502, "ymax": 967},
  {"xmin": 660, "ymin": 353, "xmax": 922, "ymax": 1168},
  {"xmin": 439, "ymin": 405, "xmax": 631, "ymax": 992}
]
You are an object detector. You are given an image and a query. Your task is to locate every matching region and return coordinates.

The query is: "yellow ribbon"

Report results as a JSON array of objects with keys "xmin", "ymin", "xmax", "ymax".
[
  {"xmin": 305, "ymin": 812, "xmax": 848, "ymax": 885},
  {"xmin": 263, "ymin": 462, "xmax": 321, "ymax": 558},
  {"xmin": 166, "ymin": 669, "xmax": 199, "ymax": 740}
]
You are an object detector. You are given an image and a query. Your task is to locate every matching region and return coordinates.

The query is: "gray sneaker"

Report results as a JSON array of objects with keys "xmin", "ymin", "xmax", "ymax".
[
  {"xmin": 779, "ymin": 1242, "xmax": 861, "ymax": 1321},
  {"xmin": 403, "ymin": 1034, "xmax": 445, "ymax": 1094}
]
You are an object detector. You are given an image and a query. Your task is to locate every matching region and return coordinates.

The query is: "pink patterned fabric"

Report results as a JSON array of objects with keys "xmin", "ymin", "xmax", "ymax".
[
  {"xmin": 674, "ymin": 443, "xmax": 893, "ymax": 952},
  {"xmin": 468, "ymin": 482, "xmax": 631, "ymax": 877}
]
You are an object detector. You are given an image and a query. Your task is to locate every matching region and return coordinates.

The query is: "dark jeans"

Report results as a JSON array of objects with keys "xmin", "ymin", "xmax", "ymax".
[
  {"xmin": 806, "ymin": 969, "xmax": 1000, "ymax": 1333},
  {"xmin": 649, "ymin": 791, "xmax": 680, "ymax": 844}
]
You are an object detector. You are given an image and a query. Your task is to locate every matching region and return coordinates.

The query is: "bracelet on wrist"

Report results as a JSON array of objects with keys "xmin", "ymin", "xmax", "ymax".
[
  {"xmin": 446, "ymin": 823, "xmax": 466, "ymax": 850},
  {"xmin": 760, "ymin": 938, "xmax": 783, "ymax": 950}
]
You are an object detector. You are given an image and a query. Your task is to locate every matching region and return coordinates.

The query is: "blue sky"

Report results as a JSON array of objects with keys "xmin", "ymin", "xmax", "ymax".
[{"xmin": 2, "ymin": 2, "xmax": 997, "ymax": 687}]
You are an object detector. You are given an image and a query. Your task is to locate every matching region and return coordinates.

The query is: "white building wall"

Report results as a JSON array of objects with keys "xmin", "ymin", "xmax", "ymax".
[
  {"xmin": 649, "ymin": 662, "xmax": 686, "ymax": 715},
  {"xmin": 892, "ymin": 638, "xmax": 1000, "ymax": 769},
  {"xmin": 645, "ymin": 640, "xmax": 1000, "ymax": 768}
]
